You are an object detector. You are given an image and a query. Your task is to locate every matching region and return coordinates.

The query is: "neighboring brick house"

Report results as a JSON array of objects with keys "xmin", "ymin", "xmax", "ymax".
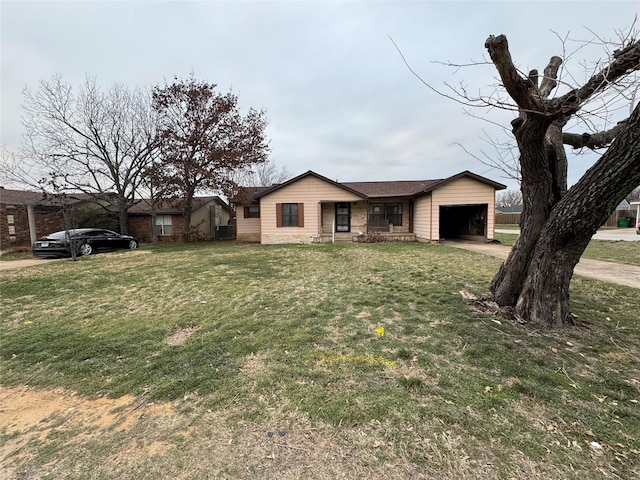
[
  {"xmin": 1, "ymin": 186, "xmax": 235, "ymax": 250},
  {"xmin": 0, "ymin": 187, "xmax": 66, "ymax": 251},
  {"xmin": 232, "ymin": 170, "xmax": 506, "ymax": 244},
  {"xmin": 127, "ymin": 196, "xmax": 234, "ymax": 243}
]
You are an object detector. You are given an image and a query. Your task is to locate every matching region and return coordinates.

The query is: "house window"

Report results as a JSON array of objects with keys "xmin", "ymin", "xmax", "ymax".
[
  {"xmin": 369, "ymin": 203, "xmax": 402, "ymax": 227},
  {"xmin": 155, "ymin": 215, "xmax": 173, "ymax": 235},
  {"xmin": 276, "ymin": 203, "xmax": 304, "ymax": 227},
  {"xmin": 244, "ymin": 206, "xmax": 260, "ymax": 218},
  {"xmin": 7, "ymin": 215, "xmax": 14, "ymax": 224},
  {"xmin": 282, "ymin": 203, "xmax": 298, "ymax": 226}
]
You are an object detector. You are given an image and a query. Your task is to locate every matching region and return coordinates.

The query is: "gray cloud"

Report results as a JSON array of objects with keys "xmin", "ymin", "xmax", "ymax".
[{"xmin": 2, "ymin": 1, "xmax": 637, "ymax": 189}]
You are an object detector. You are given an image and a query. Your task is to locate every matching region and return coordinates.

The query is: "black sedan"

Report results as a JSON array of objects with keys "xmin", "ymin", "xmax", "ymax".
[{"xmin": 33, "ymin": 229, "xmax": 139, "ymax": 258}]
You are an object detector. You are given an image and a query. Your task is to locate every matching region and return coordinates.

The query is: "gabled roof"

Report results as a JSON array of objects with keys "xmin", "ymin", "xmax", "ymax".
[
  {"xmin": 128, "ymin": 196, "xmax": 231, "ymax": 215},
  {"xmin": 419, "ymin": 171, "xmax": 506, "ymax": 194},
  {"xmin": 254, "ymin": 171, "xmax": 366, "ymax": 200},
  {"xmin": 239, "ymin": 170, "xmax": 506, "ymax": 202}
]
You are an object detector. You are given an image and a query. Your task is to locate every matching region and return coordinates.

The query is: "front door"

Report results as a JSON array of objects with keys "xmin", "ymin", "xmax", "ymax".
[{"xmin": 335, "ymin": 202, "xmax": 350, "ymax": 232}]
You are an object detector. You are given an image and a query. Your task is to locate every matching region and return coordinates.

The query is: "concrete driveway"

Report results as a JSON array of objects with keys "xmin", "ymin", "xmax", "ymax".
[
  {"xmin": 496, "ymin": 228, "xmax": 640, "ymax": 242},
  {"xmin": 443, "ymin": 240, "xmax": 640, "ymax": 289}
]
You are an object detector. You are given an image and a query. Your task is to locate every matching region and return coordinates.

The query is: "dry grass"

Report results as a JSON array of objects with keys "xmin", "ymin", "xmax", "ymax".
[{"xmin": 1, "ymin": 242, "xmax": 638, "ymax": 479}]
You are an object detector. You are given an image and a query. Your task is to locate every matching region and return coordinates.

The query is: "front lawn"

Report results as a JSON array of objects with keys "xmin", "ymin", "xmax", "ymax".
[
  {"xmin": 1, "ymin": 243, "xmax": 638, "ymax": 479},
  {"xmin": 495, "ymin": 232, "xmax": 640, "ymax": 266}
]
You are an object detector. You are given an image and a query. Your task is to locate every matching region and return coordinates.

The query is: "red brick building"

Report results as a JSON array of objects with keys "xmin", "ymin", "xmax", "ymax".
[
  {"xmin": 0, "ymin": 187, "xmax": 66, "ymax": 251},
  {"xmin": 1, "ymin": 187, "xmax": 235, "ymax": 251},
  {"xmin": 127, "ymin": 196, "xmax": 232, "ymax": 243}
]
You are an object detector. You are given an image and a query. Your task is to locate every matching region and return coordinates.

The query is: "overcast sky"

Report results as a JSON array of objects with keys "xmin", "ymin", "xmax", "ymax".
[{"xmin": 1, "ymin": 1, "xmax": 638, "ymax": 189}]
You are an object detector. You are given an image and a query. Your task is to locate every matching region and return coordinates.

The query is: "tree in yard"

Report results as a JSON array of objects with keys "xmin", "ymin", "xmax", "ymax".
[
  {"xmin": 480, "ymin": 31, "xmax": 640, "ymax": 327},
  {"xmin": 19, "ymin": 75, "xmax": 158, "ymax": 234},
  {"xmin": 496, "ymin": 189, "xmax": 523, "ymax": 208},
  {"xmin": 397, "ymin": 26, "xmax": 640, "ymax": 326},
  {"xmin": 238, "ymin": 158, "xmax": 292, "ymax": 188},
  {"xmin": 151, "ymin": 76, "xmax": 270, "ymax": 241}
]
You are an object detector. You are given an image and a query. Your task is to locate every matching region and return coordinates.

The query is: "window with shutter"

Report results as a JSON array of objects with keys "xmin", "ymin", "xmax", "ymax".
[
  {"xmin": 244, "ymin": 206, "xmax": 260, "ymax": 218},
  {"xmin": 276, "ymin": 203, "xmax": 304, "ymax": 227}
]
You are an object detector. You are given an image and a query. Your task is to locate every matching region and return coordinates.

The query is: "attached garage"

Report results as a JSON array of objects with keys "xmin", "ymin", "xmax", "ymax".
[
  {"xmin": 439, "ymin": 204, "xmax": 488, "ymax": 241},
  {"xmin": 414, "ymin": 172, "xmax": 505, "ymax": 243}
]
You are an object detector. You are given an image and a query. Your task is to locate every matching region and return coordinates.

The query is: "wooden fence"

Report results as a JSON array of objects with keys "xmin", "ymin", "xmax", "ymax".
[
  {"xmin": 496, "ymin": 209, "xmax": 637, "ymax": 227},
  {"xmin": 495, "ymin": 212, "xmax": 521, "ymax": 225}
]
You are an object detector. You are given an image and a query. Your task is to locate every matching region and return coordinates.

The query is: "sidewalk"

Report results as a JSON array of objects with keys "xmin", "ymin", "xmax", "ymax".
[
  {"xmin": 442, "ymin": 240, "xmax": 640, "ymax": 289},
  {"xmin": 496, "ymin": 228, "xmax": 640, "ymax": 242}
]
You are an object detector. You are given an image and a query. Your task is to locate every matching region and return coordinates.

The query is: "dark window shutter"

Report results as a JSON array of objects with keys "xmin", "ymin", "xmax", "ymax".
[
  {"xmin": 243, "ymin": 207, "xmax": 249, "ymax": 218},
  {"xmin": 276, "ymin": 203, "xmax": 283, "ymax": 227},
  {"xmin": 298, "ymin": 203, "xmax": 304, "ymax": 227}
]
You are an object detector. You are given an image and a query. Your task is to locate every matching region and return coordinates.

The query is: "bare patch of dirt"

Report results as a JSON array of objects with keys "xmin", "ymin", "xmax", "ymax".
[
  {"xmin": 165, "ymin": 325, "xmax": 199, "ymax": 346},
  {"xmin": 0, "ymin": 385, "xmax": 174, "ymax": 478},
  {"xmin": 0, "ymin": 386, "xmax": 135, "ymax": 435}
]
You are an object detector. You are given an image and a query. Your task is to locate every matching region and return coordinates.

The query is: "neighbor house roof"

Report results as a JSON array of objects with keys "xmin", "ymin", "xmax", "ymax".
[
  {"xmin": 128, "ymin": 196, "xmax": 232, "ymax": 215},
  {"xmin": 229, "ymin": 186, "xmax": 272, "ymax": 205},
  {"xmin": 496, "ymin": 205, "xmax": 523, "ymax": 213},
  {"xmin": 238, "ymin": 170, "xmax": 506, "ymax": 203},
  {"xmin": 0, "ymin": 187, "xmax": 48, "ymax": 206},
  {"xmin": 0, "ymin": 186, "xmax": 97, "ymax": 207}
]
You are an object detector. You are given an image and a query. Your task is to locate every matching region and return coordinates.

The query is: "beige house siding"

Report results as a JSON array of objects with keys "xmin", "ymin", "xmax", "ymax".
[
  {"xmin": 260, "ymin": 176, "xmax": 362, "ymax": 244},
  {"xmin": 190, "ymin": 200, "xmax": 231, "ymax": 240},
  {"xmin": 236, "ymin": 217, "xmax": 261, "ymax": 242},
  {"xmin": 431, "ymin": 178, "xmax": 497, "ymax": 241},
  {"xmin": 413, "ymin": 195, "xmax": 433, "ymax": 242}
]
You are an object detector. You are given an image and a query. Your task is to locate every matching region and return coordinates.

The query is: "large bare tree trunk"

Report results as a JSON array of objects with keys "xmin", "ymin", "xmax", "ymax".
[
  {"xmin": 482, "ymin": 34, "xmax": 640, "ymax": 326},
  {"xmin": 491, "ymin": 115, "xmax": 553, "ymax": 305},
  {"xmin": 516, "ymin": 103, "xmax": 640, "ymax": 326}
]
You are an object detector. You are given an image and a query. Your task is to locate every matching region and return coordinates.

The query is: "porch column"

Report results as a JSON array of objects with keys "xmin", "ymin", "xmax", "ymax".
[{"xmin": 27, "ymin": 204, "xmax": 37, "ymax": 245}]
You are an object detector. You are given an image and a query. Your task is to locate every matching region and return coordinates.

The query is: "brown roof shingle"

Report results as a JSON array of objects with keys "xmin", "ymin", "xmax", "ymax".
[
  {"xmin": 342, "ymin": 180, "xmax": 442, "ymax": 198},
  {"xmin": 0, "ymin": 187, "xmax": 48, "ymax": 206},
  {"xmin": 128, "ymin": 196, "xmax": 231, "ymax": 215}
]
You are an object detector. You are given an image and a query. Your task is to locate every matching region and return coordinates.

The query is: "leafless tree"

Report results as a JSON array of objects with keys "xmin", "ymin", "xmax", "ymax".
[
  {"xmin": 398, "ymin": 24, "xmax": 640, "ymax": 327},
  {"xmin": 20, "ymin": 75, "xmax": 158, "ymax": 234},
  {"xmin": 226, "ymin": 158, "xmax": 291, "ymax": 190},
  {"xmin": 496, "ymin": 189, "xmax": 523, "ymax": 208},
  {"xmin": 244, "ymin": 159, "xmax": 291, "ymax": 187}
]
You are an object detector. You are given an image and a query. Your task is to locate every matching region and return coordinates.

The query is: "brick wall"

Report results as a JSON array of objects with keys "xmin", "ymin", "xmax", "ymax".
[
  {"xmin": 0, "ymin": 204, "xmax": 65, "ymax": 251},
  {"xmin": 127, "ymin": 216, "xmax": 153, "ymax": 243},
  {"xmin": 127, "ymin": 214, "xmax": 186, "ymax": 243}
]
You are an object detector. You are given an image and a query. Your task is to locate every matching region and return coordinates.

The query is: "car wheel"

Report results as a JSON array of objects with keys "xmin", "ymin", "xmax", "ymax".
[
  {"xmin": 78, "ymin": 243, "xmax": 93, "ymax": 256},
  {"xmin": 129, "ymin": 240, "xmax": 138, "ymax": 249}
]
